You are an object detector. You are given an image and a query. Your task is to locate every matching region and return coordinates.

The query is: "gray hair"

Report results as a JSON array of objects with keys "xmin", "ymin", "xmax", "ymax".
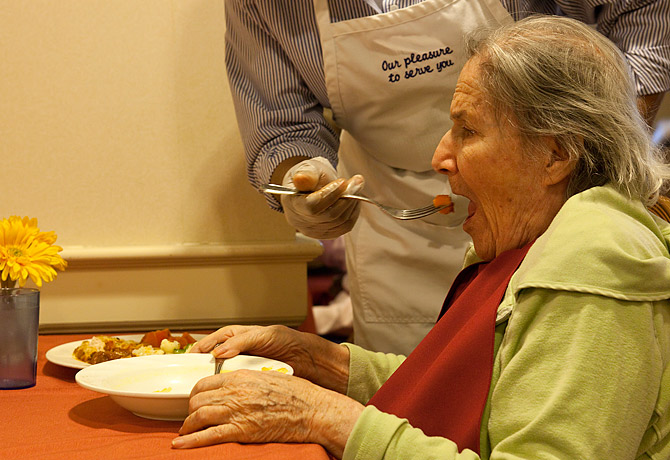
[{"xmin": 466, "ymin": 15, "xmax": 670, "ymax": 205}]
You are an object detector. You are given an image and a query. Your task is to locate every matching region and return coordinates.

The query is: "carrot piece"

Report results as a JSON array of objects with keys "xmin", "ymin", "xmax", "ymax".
[
  {"xmin": 433, "ymin": 195, "xmax": 455, "ymax": 215},
  {"xmin": 180, "ymin": 332, "xmax": 197, "ymax": 344},
  {"xmin": 140, "ymin": 329, "xmax": 197, "ymax": 349},
  {"xmin": 140, "ymin": 331, "xmax": 158, "ymax": 347},
  {"xmin": 140, "ymin": 328, "xmax": 170, "ymax": 347},
  {"xmin": 172, "ymin": 336, "xmax": 187, "ymax": 348},
  {"xmin": 155, "ymin": 328, "xmax": 171, "ymax": 344}
]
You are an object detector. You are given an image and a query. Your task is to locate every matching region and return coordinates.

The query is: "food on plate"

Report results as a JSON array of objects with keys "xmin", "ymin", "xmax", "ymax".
[
  {"xmin": 72, "ymin": 336, "xmax": 161, "ymax": 365},
  {"xmin": 217, "ymin": 366, "xmax": 290, "ymax": 374},
  {"xmin": 262, "ymin": 366, "xmax": 289, "ymax": 373},
  {"xmin": 154, "ymin": 387, "xmax": 172, "ymax": 393},
  {"xmin": 140, "ymin": 329, "xmax": 196, "ymax": 350},
  {"xmin": 433, "ymin": 194, "xmax": 455, "ymax": 214},
  {"xmin": 72, "ymin": 329, "xmax": 197, "ymax": 365}
]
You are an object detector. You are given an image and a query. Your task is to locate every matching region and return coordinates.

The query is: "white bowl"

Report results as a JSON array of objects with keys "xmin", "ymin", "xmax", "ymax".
[{"xmin": 75, "ymin": 353, "xmax": 293, "ymax": 421}]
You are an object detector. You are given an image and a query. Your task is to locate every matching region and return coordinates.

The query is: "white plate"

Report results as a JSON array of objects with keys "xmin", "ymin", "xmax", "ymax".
[
  {"xmin": 75, "ymin": 353, "xmax": 293, "ymax": 420},
  {"xmin": 45, "ymin": 333, "xmax": 206, "ymax": 369}
]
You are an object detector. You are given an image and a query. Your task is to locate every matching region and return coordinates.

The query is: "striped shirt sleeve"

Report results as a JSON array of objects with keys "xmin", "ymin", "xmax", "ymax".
[
  {"xmin": 585, "ymin": 0, "xmax": 670, "ymax": 96},
  {"xmin": 225, "ymin": 0, "xmax": 340, "ymax": 210}
]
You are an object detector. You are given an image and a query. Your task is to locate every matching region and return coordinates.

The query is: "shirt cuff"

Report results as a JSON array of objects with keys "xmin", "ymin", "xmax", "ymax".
[
  {"xmin": 342, "ymin": 405, "xmax": 473, "ymax": 460},
  {"xmin": 342, "ymin": 405, "xmax": 407, "ymax": 460},
  {"xmin": 343, "ymin": 342, "xmax": 406, "ymax": 404}
]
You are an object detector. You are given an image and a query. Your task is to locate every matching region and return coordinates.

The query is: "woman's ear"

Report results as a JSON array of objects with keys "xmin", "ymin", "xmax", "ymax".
[{"xmin": 542, "ymin": 137, "xmax": 576, "ymax": 186}]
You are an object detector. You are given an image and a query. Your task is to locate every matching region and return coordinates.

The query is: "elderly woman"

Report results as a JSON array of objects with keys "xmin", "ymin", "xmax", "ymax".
[{"xmin": 174, "ymin": 16, "xmax": 670, "ymax": 459}]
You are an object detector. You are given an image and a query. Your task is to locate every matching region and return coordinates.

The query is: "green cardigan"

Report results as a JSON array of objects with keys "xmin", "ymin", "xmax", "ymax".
[{"xmin": 342, "ymin": 185, "xmax": 670, "ymax": 460}]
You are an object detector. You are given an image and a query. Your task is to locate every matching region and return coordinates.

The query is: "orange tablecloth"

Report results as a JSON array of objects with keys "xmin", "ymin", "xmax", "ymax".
[{"xmin": 1, "ymin": 334, "xmax": 331, "ymax": 460}]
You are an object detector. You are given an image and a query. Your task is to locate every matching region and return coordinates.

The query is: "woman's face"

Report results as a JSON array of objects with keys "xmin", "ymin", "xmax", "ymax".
[{"xmin": 432, "ymin": 58, "xmax": 553, "ymax": 261}]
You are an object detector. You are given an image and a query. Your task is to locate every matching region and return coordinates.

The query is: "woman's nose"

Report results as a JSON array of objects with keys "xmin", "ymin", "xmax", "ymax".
[{"xmin": 431, "ymin": 130, "xmax": 456, "ymax": 175}]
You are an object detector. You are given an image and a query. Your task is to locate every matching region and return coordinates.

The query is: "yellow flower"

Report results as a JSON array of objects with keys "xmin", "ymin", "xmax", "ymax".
[{"xmin": 0, "ymin": 216, "xmax": 67, "ymax": 288}]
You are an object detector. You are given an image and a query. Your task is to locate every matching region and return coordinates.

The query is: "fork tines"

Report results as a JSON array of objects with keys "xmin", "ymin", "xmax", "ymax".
[{"xmin": 398, "ymin": 205, "xmax": 445, "ymax": 219}]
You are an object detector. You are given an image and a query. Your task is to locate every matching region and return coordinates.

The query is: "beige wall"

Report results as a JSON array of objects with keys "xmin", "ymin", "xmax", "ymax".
[{"xmin": 0, "ymin": 1, "xmax": 321, "ymax": 332}]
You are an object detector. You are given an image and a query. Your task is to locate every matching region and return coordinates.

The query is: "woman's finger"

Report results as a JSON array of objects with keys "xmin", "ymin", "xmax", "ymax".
[
  {"xmin": 208, "ymin": 326, "xmax": 276, "ymax": 358},
  {"xmin": 188, "ymin": 374, "xmax": 230, "ymax": 398},
  {"xmin": 173, "ymin": 423, "xmax": 240, "ymax": 449},
  {"xmin": 180, "ymin": 394, "xmax": 238, "ymax": 434},
  {"xmin": 189, "ymin": 325, "xmax": 259, "ymax": 353}
]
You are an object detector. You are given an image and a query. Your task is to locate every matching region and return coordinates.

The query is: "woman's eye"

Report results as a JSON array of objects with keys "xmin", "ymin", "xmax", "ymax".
[{"xmin": 462, "ymin": 127, "xmax": 475, "ymax": 137}]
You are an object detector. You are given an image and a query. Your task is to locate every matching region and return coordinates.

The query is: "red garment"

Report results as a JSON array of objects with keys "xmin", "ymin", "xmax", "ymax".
[{"xmin": 367, "ymin": 242, "xmax": 533, "ymax": 453}]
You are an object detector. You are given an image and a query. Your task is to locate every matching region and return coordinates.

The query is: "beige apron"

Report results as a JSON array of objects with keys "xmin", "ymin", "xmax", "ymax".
[{"xmin": 313, "ymin": 0, "xmax": 512, "ymax": 354}]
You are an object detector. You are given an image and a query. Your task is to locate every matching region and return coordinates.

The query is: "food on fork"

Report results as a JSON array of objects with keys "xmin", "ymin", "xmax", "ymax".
[
  {"xmin": 72, "ymin": 329, "xmax": 197, "ymax": 365},
  {"xmin": 433, "ymin": 194, "xmax": 455, "ymax": 214}
]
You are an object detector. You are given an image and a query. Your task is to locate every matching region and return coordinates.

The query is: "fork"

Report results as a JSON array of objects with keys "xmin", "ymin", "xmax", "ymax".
[
  {"xmin": 260, "ymin": 183, "xmax": 450, "ymax": 221},
  {"xmin": 214, "ymin": 357, "xmax": 224, "ymax": 375},
  {"xmin": 213, "ymin": 343, "xmax": 225, "ymax": 375}
]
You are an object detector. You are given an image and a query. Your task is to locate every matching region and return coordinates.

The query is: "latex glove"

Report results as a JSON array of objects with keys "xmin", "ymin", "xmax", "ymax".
[{"xmin": 281, "ymin": 157, "xmax": 364, "ymax": 239}]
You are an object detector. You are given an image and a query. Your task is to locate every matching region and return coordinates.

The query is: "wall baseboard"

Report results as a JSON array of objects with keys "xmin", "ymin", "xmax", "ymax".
[{"xmin": 38, "ymin": 236, "xmax": 322, "ymax": 333}]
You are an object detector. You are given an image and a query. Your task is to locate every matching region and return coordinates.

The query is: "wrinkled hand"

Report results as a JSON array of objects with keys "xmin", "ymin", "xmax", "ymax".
[
  {"xmin": 173, "ymin": 370, "xmax": 363, "ymax": 457},
  {"xmin": 189, "ymin": 325, "xmax": 349, "ymax": 393},
  {"xmin": 281, "ymin": 157, "xmax": 364, "ymax": 239},
  {"xmin": 176, "ymin": 371, "xmax": 317, "ymax": 447}
]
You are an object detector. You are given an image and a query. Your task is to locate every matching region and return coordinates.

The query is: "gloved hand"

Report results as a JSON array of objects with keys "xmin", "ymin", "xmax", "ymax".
[{"xmin": 280, "ymin": 157, "xmax": 364, "ymax": 239}]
